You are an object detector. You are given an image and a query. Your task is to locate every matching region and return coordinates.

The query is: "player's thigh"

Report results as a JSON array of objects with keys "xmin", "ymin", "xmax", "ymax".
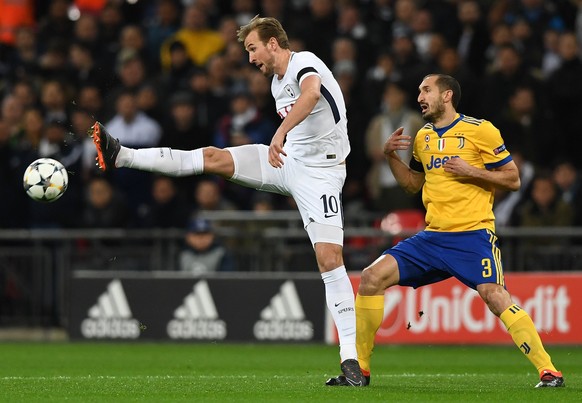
[
  {"xmin": 227, "ymin": 144, "xmax": 290, "ymax": 195},
  {"xmin": 291, "ymin": 164, "xmax": 346, "ymax": 231},
  {"xmin": 387, "ymin": 232, "xmax": 453, "ymax": 288},
  {"xmin": 442, "ymin": 229, "xmax": 505, "ymax": 289}
]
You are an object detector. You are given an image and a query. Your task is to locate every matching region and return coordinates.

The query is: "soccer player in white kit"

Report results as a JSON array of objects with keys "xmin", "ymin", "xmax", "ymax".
[{"xmin": 90, "ymin": 16, "xmax": 366, "ymax": 386}]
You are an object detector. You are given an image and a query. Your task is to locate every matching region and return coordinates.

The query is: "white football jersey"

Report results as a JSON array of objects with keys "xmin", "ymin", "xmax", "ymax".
[{"xmin": 271, "ymin": 51, "xmax": 350, "ymax": 167}]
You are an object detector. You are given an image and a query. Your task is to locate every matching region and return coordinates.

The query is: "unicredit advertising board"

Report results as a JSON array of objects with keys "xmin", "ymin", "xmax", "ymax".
[{"xmin": 331, "ymin": 272, "xmax": 581, "ymax": 345}]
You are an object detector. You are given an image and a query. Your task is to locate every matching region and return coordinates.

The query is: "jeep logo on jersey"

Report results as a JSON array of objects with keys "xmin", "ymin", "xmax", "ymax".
[
  {"xmin": 81, "ymin": 279, "xmax": 141, "ymax": 339},
  {"xmin": 167, "ymin": 281, "xmax": 226, "ymax": 340},
  {"xmin": 284, "ymin": 84, "xmax": 295, "ymax": 98},
  {"xmin": 425, "ymin": 154, "xmax": 459, "ymax": 170},
  {"xmin": 254, "ymin": 281, "xmax": 313, "ymax": 340}
]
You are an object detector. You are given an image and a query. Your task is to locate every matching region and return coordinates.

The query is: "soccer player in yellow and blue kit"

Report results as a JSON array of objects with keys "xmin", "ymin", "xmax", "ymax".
[{"xmin": 329, "ymin": 74, "xmax": 564, "ymax": 388}]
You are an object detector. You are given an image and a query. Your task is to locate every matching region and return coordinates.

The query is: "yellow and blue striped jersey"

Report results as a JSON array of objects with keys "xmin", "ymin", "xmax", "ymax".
[{"xmin": 410, "ymin": 114, "xmax": 512, "ymax": 232}]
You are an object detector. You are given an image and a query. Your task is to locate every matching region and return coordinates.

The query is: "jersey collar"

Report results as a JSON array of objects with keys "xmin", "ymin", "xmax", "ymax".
[{"xmin": 432, "ymin": 113, "xmax": 463, "ymax": 137}]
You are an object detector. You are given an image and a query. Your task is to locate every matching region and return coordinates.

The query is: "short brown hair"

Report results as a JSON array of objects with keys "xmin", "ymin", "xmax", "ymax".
[
  {"xmin": 237, "ymin": 15, "xmax": 290, "ymax": 49},
  {"xmin": 424, "ymin": 74, "xmax": 462, "ymax": 109}
]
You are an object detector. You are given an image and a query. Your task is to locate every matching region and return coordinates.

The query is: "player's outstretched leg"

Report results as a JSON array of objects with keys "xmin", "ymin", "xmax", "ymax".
[
  {"xmin": 88, "ymin": 121, "xmax": 120, "ymax": 171},
  {"xmin": 325, "ymin": 359, "xmax": 368, "ymax": 387}
]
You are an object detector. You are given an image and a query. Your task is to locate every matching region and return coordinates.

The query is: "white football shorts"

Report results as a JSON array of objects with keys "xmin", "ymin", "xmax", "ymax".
[{"xmin": 227, "ymin": 144, "xmax": 346, "ymax": 246}]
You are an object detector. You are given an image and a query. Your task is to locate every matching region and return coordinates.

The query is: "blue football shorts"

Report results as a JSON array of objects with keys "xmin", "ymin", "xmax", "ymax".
[{"xmin": 385, "ymin": 229, "xmax": 505, "ymax": 290}]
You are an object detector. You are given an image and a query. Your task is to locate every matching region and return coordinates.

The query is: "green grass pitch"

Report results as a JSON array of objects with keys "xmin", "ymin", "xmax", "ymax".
[{"xmin": 0, "ymin": 343, "xmax": 579, "ymax": 402}]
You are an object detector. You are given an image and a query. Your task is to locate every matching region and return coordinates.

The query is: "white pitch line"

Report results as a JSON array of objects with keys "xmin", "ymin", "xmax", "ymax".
[{"xmin": 0, "ymin": 373, "xmax": 492, "ymax": 381}]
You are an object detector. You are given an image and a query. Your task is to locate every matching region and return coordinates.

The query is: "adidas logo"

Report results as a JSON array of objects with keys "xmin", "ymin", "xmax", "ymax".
[
  {"xmin": 81, "ymin": 279, "xmax": 141, "ymax": 339},
  {"xmin": 253, "ymin": 280, "xmax": 313, "ymax": 340},
  {"xmin": 167, "ymin": 281, "xmax": 226, "ymax": 340}
]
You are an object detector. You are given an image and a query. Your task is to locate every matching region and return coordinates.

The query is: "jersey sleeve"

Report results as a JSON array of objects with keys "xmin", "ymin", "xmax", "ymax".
[
  {"xmin": 475, "ymin": 121, "xmax": 513, "ymax": 169},
  {"xmin": 292, "ymin": 52, "xmax": 321, "ymax": 85}
]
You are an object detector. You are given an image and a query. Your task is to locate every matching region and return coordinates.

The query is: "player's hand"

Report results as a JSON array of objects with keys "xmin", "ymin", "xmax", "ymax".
[
  {"xmin": 268, "ymin": 131, "xmax": 287, "ymax": 168},
  {"xmin": 384, "ymin": 127, "xmax": 411, "ymax": 156},
  {"xmin": 443, "ymin": 156, "xmax": 474, "ymax": 176}
]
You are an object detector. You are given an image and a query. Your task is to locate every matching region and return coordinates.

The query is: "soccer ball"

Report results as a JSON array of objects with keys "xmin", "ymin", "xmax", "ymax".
[{"xmin": 23, "ymin": 158, "xmax": 69, "ymax": 202}]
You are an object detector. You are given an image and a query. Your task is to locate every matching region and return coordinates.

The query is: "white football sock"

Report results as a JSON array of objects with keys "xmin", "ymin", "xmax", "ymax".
[
  {"xmin": 116, "ymin": 146, "xmax": 204, "ymax": 176},
  {"xmin": 321, "ymin": 265, "xmax": 357, "ymax": 362}
]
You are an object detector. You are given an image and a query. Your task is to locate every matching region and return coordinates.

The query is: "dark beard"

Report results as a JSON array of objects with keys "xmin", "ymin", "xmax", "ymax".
[{"xmin": 423, "ymin": 101, "xmax": 445, "ymax": 123}]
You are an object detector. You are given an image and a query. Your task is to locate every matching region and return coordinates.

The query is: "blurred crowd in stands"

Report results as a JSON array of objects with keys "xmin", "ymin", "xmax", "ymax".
[{"xmin": 1, "ymin": 0, "xmax": 582, "ymax": 232}]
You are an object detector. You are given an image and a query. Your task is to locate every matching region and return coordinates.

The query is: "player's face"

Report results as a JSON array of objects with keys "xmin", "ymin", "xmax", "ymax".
[
  {"xmin": 244, "ymin": 30, "xmax": 276, "ymax": 77},
  {"xmin": 417, "ymin": 76, "xmax": 446, "ymax": 123}
]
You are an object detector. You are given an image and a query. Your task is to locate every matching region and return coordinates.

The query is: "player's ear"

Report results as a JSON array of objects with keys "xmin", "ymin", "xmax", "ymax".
[{"xmin": 443, "ymin": 89, "xmax": 453, "ymax": 104}]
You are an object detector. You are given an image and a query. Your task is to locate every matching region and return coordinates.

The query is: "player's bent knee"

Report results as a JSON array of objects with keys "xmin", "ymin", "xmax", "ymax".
[
  {"xmin": 203, "ymin": 147, "xmax": 234, "ymax": 177},
  {"xmin": 477, "ymin": 283, "xmax": 512, "ymax": 316},
  {"xmin": 359, "ymin": 256, "xmax": 399, "ymax": 295}
]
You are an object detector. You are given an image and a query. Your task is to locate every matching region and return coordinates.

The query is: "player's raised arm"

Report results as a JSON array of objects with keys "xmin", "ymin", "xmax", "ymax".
[{"xmin": 384, "ymin": 127, "xmax": 425, "ymax": 194}]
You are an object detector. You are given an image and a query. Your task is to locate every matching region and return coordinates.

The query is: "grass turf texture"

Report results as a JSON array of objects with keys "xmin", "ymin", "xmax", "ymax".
[{"xmin": 0, "ymin": 343, "xmax": 579, "ymax": 402}]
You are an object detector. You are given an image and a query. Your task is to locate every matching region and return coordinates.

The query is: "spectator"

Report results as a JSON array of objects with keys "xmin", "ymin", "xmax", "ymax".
[
  {"xmin": 179, "ymin": 217, "xmax": 236, "ymax": 275},
  {"xmin": 0, "ymin": 119, "xmax": 31, "ymax": 228},
  {"xmin": 492, "ymin": 85, "xmax": 552, "ymax": 166},
  {"xmin": 4, "ymin": 26, "xmax": 40, "ymax": 82},
  {"xmin": 41, "ymin": 39, "xmax": 68, "ymax": 80},
  {"xmin": 105, "ymin": 90, "xmax": 162, "ymax": 148},
  {"xmin": 296, "ymin": 0, "xmax": 337, "ymax": 66},
  {"xmin": 483, "ymin": 23, "xmax": 513, "ymax": 72},
  {"xmin": 540, "ymin": 28, "xmax": 562, "ymax": 78},
  {"xmin": 39, "ymin": 79, "xmax": 70, "ymax": 124},
  {"xmin": 493, "ymin": 147, "xmax": 536, "ymax": 228},
  {"xmin": 103, "ymin": 89, "xmax": 162, "ymax": 211},
  {"xmin": 136, "ymin": 83, "xmax": 163, "ymax": 123},
  {"xmin": 159, "ymin": 40, "xmax": 195, "ymax": 98},
  {"xmin": 76, "ymin": 84, "xmax": 105, "ymax": 121},
  {"xmin": 365, "ymin": 80, "xmax": 424, "ymax": 212},
  {"xmin": 410, "ymin": 8, "xmax": 436, "ymax": 64},
  {"xmin": 546, "ymin": 31, "xmax": 582, "ymax": 167},
  {"xmin": 552, "ymin": 158, "xmax": 582, "ymax": 226},
  {"xmin": 480, "ymin": 43, "xmax": 545, "ymax": 118},
  {"xmin": 206, "ymin": 54, "xmax": 235, "ymax": 100},
  {"xmin": 80, "ymin": 176, "xmax": 130, "ymax": 228},
  {"xmin": 214, "ymin": 90, "xmax": 275, "ymax": 148},
  {"xmin": 10, "ymin": 79, "xmax": 38, "ymax": 110},
  {"xmin": 503, "ymin": 0, "xmax": 567, "ymax": 47},
  {"xmin": 20, "ymin": 107, "xmax": 45, "ymax": 150},
  {"xmin": 510, "ymin": 171, "xmax": 574, "ymax": 231},
  {"xmin": 193, "ymin": 179, "xmax": 237, "ymax": 212},
  {"xmin": 67, "ymin": 40, "xmax": 109, "ymax": 90},
  {"xmin": 453, "ymin": 0, "xmax": 490, "ymax": 78},
  {"xmin": 187, "ymin": 68, "xmax": 228, "ymax": 132},
  {"xmin": 137, "ymin": 175, "xmax": 191, "ymax": 229},
  {"xmin": 436, "ymin": 47, "xmax": 479, "ymax": 115},
  {"xmin": 337, "ymin": 3, "xmax": 374, "ymax": 73},
  {"xmin": 160, "ymin": 4, "xmax": 225, "ymax": 71},
  {"xmin": 144, "ymin": 0, "xmax": 180, "ymax": 72},
  {"xmin": 1, "ymin": 94, "xmax": 25, "ymax": 141},
  {"xmin": 37, "ymin": 0, "xmax": 75, "ymax": 49},
  {"xmin": 362, "ymin": 51, "xmax": 399, "ymax": 113},
  {"xmin": 103, "ymin": 51, "xmax": 150, "ymax": 120},
  {"xmin": 118, "ymin": 25, "xmax": 149, "ymax": 68},
  {"xmin": 72, "ymin": 14, "xmax": 101, "ymax": 58},
  {"xmin": 247, "ymin": 69, "xmax": 279, "ymax": 126}
]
